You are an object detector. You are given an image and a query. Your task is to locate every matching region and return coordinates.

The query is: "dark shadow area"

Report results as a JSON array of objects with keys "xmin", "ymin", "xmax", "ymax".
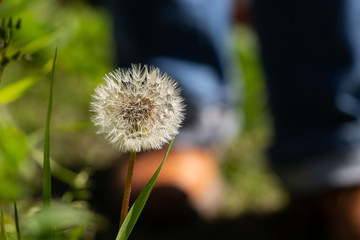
[
  {"xmin": 91, "ymin": 166, "xmax": 330, "ymax": 240},
  {"xmin": 130, "ymin": 201, "xmax": 328, "ymax": 240}
]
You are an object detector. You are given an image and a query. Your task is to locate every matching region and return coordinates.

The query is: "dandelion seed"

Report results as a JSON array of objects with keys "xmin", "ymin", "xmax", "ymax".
[{"xmin": 90, "ymin": 64, "xmax": 185, "ymax": 152}]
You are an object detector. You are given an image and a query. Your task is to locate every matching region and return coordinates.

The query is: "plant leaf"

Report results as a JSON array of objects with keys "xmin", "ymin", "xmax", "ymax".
[
  {"xmin": 116, "ymin": 137, "xmax": 175, "ymax": 240},
  {"xmin": 0, "ymin": 59, "xmax": 53, "ymax": 105},
  {"xmin": 42, "ymin": 48, "xmax": 57, "ymax": 206},
  {"xmin": 23, "ymin": 203, "xmax": 92, "ymax": 238},
  {"xmin": 0, "ymin": 76, "xmax": 38, "ymax": 104}
]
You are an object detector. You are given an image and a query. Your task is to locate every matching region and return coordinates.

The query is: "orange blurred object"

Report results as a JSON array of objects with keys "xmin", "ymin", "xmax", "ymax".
[{"xmin": 117, "ymin": 148, "xmax": 223, "ymax": 219}]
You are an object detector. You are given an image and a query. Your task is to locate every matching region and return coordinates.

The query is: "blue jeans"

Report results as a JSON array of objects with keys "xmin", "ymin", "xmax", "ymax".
[
  {"xmin": 106, "ymin": 0, "xmax": 238, "ymax": 147},
  {"xmin": 108, "ymin": 0, "xmax": 360, "ymax": 194},
  {"xmin": 254, "ymin": 0, "xmax": 360, "ymax": 193}
]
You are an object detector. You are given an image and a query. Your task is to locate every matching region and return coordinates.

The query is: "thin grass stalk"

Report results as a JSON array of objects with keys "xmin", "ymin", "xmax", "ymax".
[
  {"xmin": 119, "ymin": 151, "xmax": 136, "ymax": 228},
  {"xmin": 0, "ymin": 206, "xmax": 8, "ymax": 240},
  {"xmin": 43, "ymin": 47, "xmax": 57, "ymax": 206},
  {"xmin": 13, "ymin": 201, "xmax": 21, "ymax": 240}
]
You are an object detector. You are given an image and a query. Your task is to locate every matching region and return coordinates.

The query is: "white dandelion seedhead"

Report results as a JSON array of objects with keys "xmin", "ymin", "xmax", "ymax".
[{"xmin": 90, "ymin": 64, "xmax": 185, "ymax": 152}]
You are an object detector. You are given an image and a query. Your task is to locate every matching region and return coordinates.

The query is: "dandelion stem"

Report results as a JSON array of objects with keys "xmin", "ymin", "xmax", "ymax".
[{"xmin": 119, "ymin": 151, "xmax": 136, "ymax": 228}]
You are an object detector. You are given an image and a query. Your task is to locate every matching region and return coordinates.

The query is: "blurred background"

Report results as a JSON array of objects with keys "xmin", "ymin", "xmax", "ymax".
[{"xmin": 0, "ymin": 0, "xmax": 287, "ymax": 238}]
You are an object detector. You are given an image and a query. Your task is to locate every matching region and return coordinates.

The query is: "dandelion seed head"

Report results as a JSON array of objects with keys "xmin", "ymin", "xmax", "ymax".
[{"xmin": 90, "ymin": 64, "xmax": 185, "ymax": 152}]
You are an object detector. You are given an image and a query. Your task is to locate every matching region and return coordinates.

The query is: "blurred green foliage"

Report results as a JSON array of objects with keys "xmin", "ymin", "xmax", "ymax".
[
  {"xmin": 23, "ymin": 203, "xmax": 94, "ymax": 240},
  {"xmin": 0, "ymin": 0, "xmax": 117, "ymax": 169},
  {"xmin": 0, "ymin": 111, "xmax": 27, "ymax": 200},
  {"xmin": 220, "ymin": 25, "xmax": 286, "ymax": 217},
  {"xmin": 0, "ymin": 0, "xmax": 114, "ymax": 238}
]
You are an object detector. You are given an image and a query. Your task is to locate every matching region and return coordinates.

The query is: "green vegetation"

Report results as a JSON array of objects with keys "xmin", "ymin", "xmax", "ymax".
[{"xmin": 220, "ymin": 25, "xmax": 286, "ymax": 217}]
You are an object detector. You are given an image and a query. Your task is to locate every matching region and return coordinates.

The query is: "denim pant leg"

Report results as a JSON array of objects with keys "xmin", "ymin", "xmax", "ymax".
[
  {"xmin": 106, "ymin": 0, "xmax": 238, "ymax": 147},
  {"xmin": 254, "ymin": 0, "xmax": 360, "ymax": 194}
]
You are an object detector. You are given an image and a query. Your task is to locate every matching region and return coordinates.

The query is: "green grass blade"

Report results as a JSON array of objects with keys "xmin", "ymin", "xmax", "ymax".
[
  {"xmin": 42, "ymin": 48, "xmax": 57, "ymax": 206},
  {"xmin": 0, "ymin": 206, "xmax": 8, "ymax": 240},
  {"xmin": 115, "ymin": 136, "xmax": 175, "ymax": 240},
  {"xmin": 14, "ymin": 201, "xmax": 21, "ymax": 240}
]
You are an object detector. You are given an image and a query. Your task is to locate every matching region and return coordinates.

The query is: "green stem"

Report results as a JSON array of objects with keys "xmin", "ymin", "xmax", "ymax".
[
  {"xmin": 13, "ymin": 201, "xmax": 21, "ymax": 240},
  {"xmin": 119, "ymin": 151, "xmax": 136, "ymax": 228},
  {"xmin": 115, "ymin": 137, "xmax": 176, "ymax": 240},
  {"xmin": 0, "ymin": 67, "xmax": 3, "ymax": 85},
  {"xmin": 43, "ymin": 48, "xmax": 57, "ymax": 206},
  {"xmin": 0, "ymin": 206, "xmax": 8, "ymax": 240}
]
